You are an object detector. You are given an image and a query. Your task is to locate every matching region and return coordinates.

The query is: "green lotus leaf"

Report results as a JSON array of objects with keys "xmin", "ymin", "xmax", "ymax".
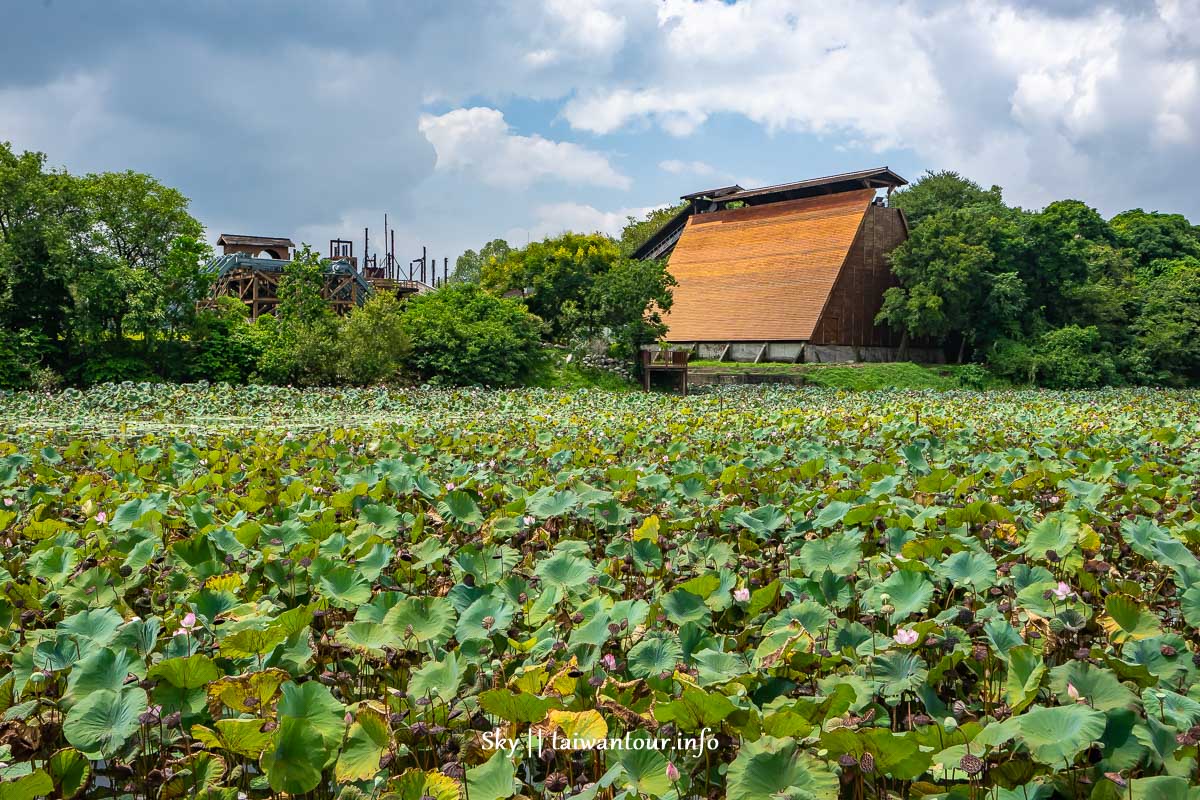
[
  {"xmin": 660, "ymin": 588, "xmax": 711, "ymax": 627},
  {"xmin": 335, "ymin": 707, "xmax": 391, "ymax": 782},
  {"xmin": 533, "ymin": 551, "xmax": 597, "ymax": 591},
  {"xmin": 478, "ymin": 688, "xmax": 556, "ymax": 723},
  {"xmin": 191, "ymin": 718, "xmax": 275, "ymax": 758},
  {"xmin": 627, "ymin": 635, "xmax": 683, "ymax": 679},
  {"xmin": 0, "ymin": 769, "xmax": 53, "ymax": 800},
  {"xmin": 159, "ymin": 752, "xmax": 225, "ymax": 799},
  {"xmin": 441, "ymin": 490, "xmax": 484, "ymax": 526},
  {"xmin": 1014, "ymin": 704, "xmax": 1106, "ymax": 766},
  {"xmin": 734, "ymin": 505, "xmax": 789, "ymax": 537},
  {"xmin": 1102, "ymin": 594, "xmax": 1162, "ymax": 643},
  {"xmin": 610, "ymin": 736, "xmax": 672, "ymax": 798},
  {"xmin": 934, "ymin": 549, "xmax": 998, "ymax": 590},
  {"xmin": 317, "ymin": 564, "xmax": 373, "ymax": 608},
  {"xmin": 389, "ymin": 768, "xmax": 461, "ymax": 800},
  {"xmin": 865, "ymin": 651, "xmax": 928, "ymax": 702},
  {"xmin": 726, "ymin": 735, "xmax": 838, "ymax": 800},
  {"xmin": 456, "ymin": 595, "xmax": 515, "ymax": 642},
  {"xmin": 46, "ymin": 748, "xmax": 90, "ymax": 800},
  {"xmin": 465, "ymin": 750, "xmax": 517, "ymax": 800},
  {"xmin": 1049, "ymin": 662, "xmax": 1136, "ymax": 711},
  {"xmin": 58, "ymin": 607, "xmax": 125, "ymax": 648},
  {"xmin": 798, "ymin": 534, "xmax": 862, "ymax": 577},
  {"xmin": 407, "ymin": 652, "xmax": 463, "ymax": 701},
  {"xmin": 147, "ymin": 654, "xmax": 220, "ymax": 690},
  {"xmin": 653, "ymin": 685, "xmax": 736, "ymax": 731},
  {"xmin": 875, "ymin": 570, "xmax": 934, "ymax": 623},
  {"xmin": 383, "ymin": 596, "xmax": 457, "ymax": 646},
  {"xmin": 261, "ymin": 717, "xmax": 326, "ymax": 795},
  {"xmin": 1003, "ymin": 645, "xmax": 1047, "ymax": 714},
  {"xmin": 278, "ymin": 680, "xmax": 345, "ymax": 753},
  {"xmin": 691, "ymin": 649, "xmax": 750, "ymax": 687},
  {"xmin": 66, "ymin": 646, "xmax": 144, "ymax": 700},
  {"xmin": 63, "ymin": 687, "xmax": 148, "ymax": 759}
]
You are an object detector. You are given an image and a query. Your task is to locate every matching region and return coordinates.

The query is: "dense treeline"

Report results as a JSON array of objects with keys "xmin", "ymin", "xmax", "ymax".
[
  {"xmin": 881, "ymin": 171, "xmax": 1200, "ymax": 387},
  {"xmin": 7, "ymin": 137, "xmax": 1197, "ymax": 390},
  {"xmin": 0, "ymin": 143, "xmax": 660, "ymax": 389},
  {"xmin": 0, "ymin": 143, "xmax": 551, "ymax": 388}
]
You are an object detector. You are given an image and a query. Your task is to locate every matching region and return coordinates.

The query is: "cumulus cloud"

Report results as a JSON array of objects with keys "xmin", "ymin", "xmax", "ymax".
[
  {"xmin": 524, "ymin": 201, "xmax": 664, "ymax": 240},
  {"xmin": 659, "ymin": 159, "xmax": 718, "ymax": 176},
  {"xmin": 562, "ymin": 0, "xmax": 1200, "ymax": 215},
  {"xmin": 419, "ymin": 107, "xmax": 631, "ymax": 189}
]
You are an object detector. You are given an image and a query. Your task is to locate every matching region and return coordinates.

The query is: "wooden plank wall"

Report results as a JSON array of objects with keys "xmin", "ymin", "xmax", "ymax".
[{"xmin": 809, "ymin": 205, "xmax": 907, "ymax": 348}]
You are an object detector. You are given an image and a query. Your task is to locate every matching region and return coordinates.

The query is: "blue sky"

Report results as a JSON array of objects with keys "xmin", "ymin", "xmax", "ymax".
[{"xmin": 3, "ymin": 0, "xmax": 1197, "ymax": 265}]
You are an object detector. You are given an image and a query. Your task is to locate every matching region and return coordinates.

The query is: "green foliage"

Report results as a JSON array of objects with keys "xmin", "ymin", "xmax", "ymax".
[
  {"xmin": 400, "ymin": 282, "xmax": 545, "ymax": 386},
  {"xmin": 483, "ymin": 232, "xmax": 675, "ymax": 371},
  {"xmin": 878, "ymin": 204, "xmax": 1027, "ymax": 354},
  {"xmin": 3, "ymin": 384, "xmax": 1198, "ymax": 796},
  {"xmin": 884, "ymin": 168, "xmax": 1200, "ymax": 386},
  {"xmin": 1034, "ymin": 325, "xmax": 1115, "ymax": 389},
  {"xmin": 890, "ymin": 169, "xmax": 1004, "ymax": 227},
  {"xmin": 1110, "ymin": 208, "xmax": 1200, "ymax": 269},
  {"xmin": 186, "ymin": 297, "xmax": 262, "ymax": 384},
  {"xmin": 1129, "ymin": 257, "xmax": 1200, "ymax": 385},
  {"xmin": 453, "ymin": 239, "xmax": 511, "ymax": 284},
  {"xmin": 335, "ymin": 292, "xmax": 411, "ymax": 385},
  {"xmin": 618, "ymin": 202, "xmax": 687, "ymax": 256}
]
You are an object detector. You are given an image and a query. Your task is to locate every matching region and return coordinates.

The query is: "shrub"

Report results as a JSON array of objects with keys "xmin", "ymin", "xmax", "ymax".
[
  {"xmin": 985, "ymin": 337, "xmax": 1036, "ymax": 385},
  {"xmin": 401, "ymin": 283, "xmax": 545, "ymax": 386},
  {"xmin": 75, "ymin": 352, "xmax": 160, "ymax": 385},
  {"xmin": 0, "ymin": 328, "xmax": 51, "ymax": 389},
  {"xmin": 953, "ymin": 363, "xmax": 992, "ymax": 390},
  {"xmin": 337, "ymin": 293, "xmax": 411, "ymax": 385},
  {"xmin": 1034, "ymin": 325, "xmax": 1114, "ymax": 389},
  {"xmin": 186, "ymin": 297, "xmax": 262, "ymax": 384}
]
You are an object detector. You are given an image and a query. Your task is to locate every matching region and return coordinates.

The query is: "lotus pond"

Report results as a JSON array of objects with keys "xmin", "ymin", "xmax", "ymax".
[{"xmin": 3, "ymin": 383, "xmax": 1200, "ymax": 800}]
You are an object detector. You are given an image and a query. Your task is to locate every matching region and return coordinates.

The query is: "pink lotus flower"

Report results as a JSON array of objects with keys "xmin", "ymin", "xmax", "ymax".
[
  {"xmin": 446, "ymin": 482, "xmax": 456, "ymax": 491},
  {"xmin": 1053, "ymin": 581, "xmax": 1073, "ymax": 600},
  {"xmin": 523, "ymin": 515, "xmax": 535, "ymax": 527},
  {"xmin": 1067, "ymin": 682, "xmax": 1081, "ymax": 701},
  {"xmin": 95, "ymin": 511, "xmax": 107, "ymax": 524},
  {"xmin": 666, "ymin": 762, "xmax": 680, "ymax": 782},
  {"xmin": 181, "ymin": 612, "xmax": 197, "ymax": 630},
  {"xmin": 894, "ymin": 628, "xmax": 919, "ymax": 645},
  {"xmin": 733, "ymin": 588, "xmax": 751, "ymax": 603},
  {"xmin": 601, "ymin": 653, "xmax": 617, "ymax": 671},
  {"xmin": 3, "ymin": 497, "xmax": 12, "ymax": 507}
]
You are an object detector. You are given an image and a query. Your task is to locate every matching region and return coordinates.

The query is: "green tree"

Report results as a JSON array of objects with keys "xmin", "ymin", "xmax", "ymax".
[
  {"xmin": 336, "ymin": 292, "xmax": 411, "ymax": 385},
  {"xmin": 585, "ymin": 256, "xmax": 676, "ymax": 362},
  {"xmin": 0, "ymin": 143, "xmax": 90, "ymax": 364},
  {"xmin": 890, "ymin": 170, "xmax": 1004, "ymax": 227},
  {"xmin": 254, "ymin": 245, "xmax": 340, "ymax": 385},
  {"xmin": 453, "ymin": 239, "xmax": 510, "ymax": 284},
  {"xmin": 1129, "ymin": 257, "xmax": 1200, "ymax": 384},
  {"xmin": 1021, "ymin": 200, "xmax": 1113, "ymax": 326},
  {"xmin": 1110, "ymin": 208, "xmax": 1200, "ymax": 271},
  {"xmin": 878, "ymin": 205, "xmax": 1027, "ymax": 361},
  {"xmin": 619, "ymin": 203, "xmax": 687, "ymax": 256},
  {"xmin": 400, "ymin": 282, "xmax": 545, "ymax": 386},
  {"xmin": 1034, "ymin": 325, "xmax": 1115, "ymax": 389}
]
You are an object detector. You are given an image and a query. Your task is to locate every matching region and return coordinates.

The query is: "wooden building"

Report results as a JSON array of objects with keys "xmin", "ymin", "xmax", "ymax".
[{"xmin": 634, "ymin": 167, "xmax": 941, "ymax": 363}]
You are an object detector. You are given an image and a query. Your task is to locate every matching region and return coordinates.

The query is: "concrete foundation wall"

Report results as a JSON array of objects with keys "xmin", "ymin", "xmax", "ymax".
[{"xmin": 662, "ymin": 341, "xmax": 946, "ymax": 364}]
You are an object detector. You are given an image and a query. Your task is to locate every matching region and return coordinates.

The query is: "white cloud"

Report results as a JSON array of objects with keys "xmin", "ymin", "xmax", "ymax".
[
  {"xmin": 523, "ymin": 201, "xmax": 664, "ymax": 240},
  {"xmin": 559, "ymin": 0, "xmax": 1200, "ymax": 216},
  {"xmin": 658, "ymin": 159, "xmax": 718, "ymax": 176},
  {"xmin": 418, "ymin": 107, "xmax": 631, "ymax": 189}
]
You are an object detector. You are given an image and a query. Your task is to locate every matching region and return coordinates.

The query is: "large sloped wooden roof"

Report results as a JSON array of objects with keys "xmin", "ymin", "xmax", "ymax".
[{"xmin": 663, "ymin": 189, "xmax": 875, "ymax": 341}]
